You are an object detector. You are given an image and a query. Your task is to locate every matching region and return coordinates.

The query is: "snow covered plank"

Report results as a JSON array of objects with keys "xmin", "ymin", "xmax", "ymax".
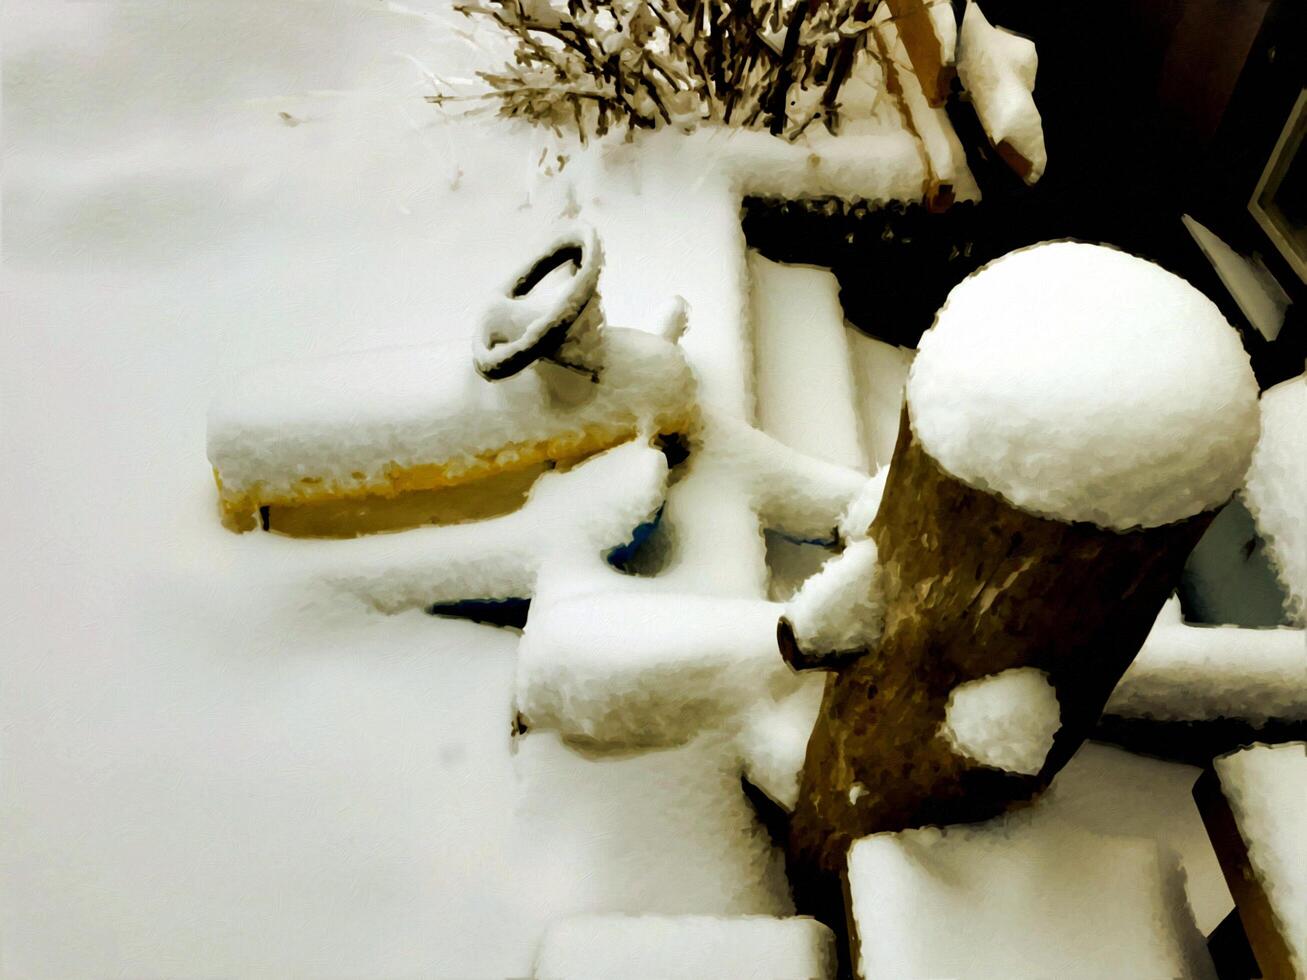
[
  {"xmin": 1102, "ymin": 597, "xmax": 1307, "ymax": 761},
  {"xmin": 1196, "ymin": 742, "xmax": 1307, "ymax": 979},
  {"xmin": 534, "ymin": 914, "xmax": 836, "ymax": 980},
  {"xmin": 847, "ymin": 817, "xmax": 1212, "ymax": 979},
  {"xmin": 749, "ymin": 253, "xmax": 867, "ymax": 473},
  {"xmin": 845, "ymin": 330, "xmax": 913, "ymax": 472}
]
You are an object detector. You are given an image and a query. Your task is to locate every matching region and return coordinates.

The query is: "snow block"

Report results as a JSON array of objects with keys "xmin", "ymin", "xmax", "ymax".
[
  {"xmin": 1107, "ymin": 596, "xmax": 1307, "ymax": 725},
  {"xmin": 534, "ymin": 914, "xmax": 836, "ymax": 980},
  {"xmin": 515, "ymin": 592, "xmax": 792, "ymax": 746},
  {"xmin": 749, "ymin": 252, "xmax": 867, "ymax": 473},
  {"xmin": 847, "ymin": 816, "xmax": 1211, "ymax": 979}
]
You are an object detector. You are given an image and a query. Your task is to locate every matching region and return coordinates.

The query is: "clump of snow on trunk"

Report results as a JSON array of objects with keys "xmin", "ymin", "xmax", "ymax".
[
  {"xmin": 783, "ymin": 538, "xmax": 884, "ymax": 657},
  {"xmin": 940, "ymin": 666, "xmax": 1061, "ymax": 775}
]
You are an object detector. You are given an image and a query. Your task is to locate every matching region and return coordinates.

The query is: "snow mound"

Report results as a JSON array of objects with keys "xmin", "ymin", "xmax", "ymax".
[
  {"xmin": 848, "ymin": 814, "xmax": 1209, "ymax": 979},
  {"xmin": 783, "ymin": 538, "xmax": 884, "ymax": 657},
  {"xmin": 534, "ymin": 913, "xmax": 836, "ymax": 980},
  {"xmin": 941, "ymin": 667, "xmax": 1060, "ymax": 775},
  {"xmin": 515, "ymin": 592, "xmax": 791, "ymax": 746},
  {"xmin": 907, "ymin": 242, "xmax": 1260, "ymax": 530},
  {"xmin": 1240, "ymin": 375, "xmax": 1307, "ymax": 625},
  {"xmin": 957, "ymin": 2, "xmax": 1047, "ymax": 183},
  {"xmin": 1213, "ymin": 742, "xmax": 1307, "ymax": 975}
]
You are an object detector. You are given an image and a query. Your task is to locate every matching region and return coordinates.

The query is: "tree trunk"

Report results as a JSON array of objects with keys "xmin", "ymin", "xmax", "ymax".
[{"xmin": 786, "ymin": 410, "xmax": 1215, "ymax": 940}]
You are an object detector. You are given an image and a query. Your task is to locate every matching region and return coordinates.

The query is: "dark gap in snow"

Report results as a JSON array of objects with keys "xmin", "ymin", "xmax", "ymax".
[
  {"xmin": 1093, "ymin": 717, "xmax": 1307, "ymax": 768},
  {"xmin": 605, "ymin": 504, "xmax": 669, "ymax": 577},
  {"xmin": 1206, "ymin": 907, "xmax": 1264, "ymax": 980},
  {"xmin": 426, "ymin": 597, "xmax": 530, "ymax": 630},
  {"xmin": 1178, "ymin": 498, "xmax": 1291, "ymax": 627}
]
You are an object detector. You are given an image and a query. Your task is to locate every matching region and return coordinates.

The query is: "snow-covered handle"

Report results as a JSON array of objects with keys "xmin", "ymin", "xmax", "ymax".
[{"xmin": 474, "ymin": 226, "xmax": 604, "ymax": 381}]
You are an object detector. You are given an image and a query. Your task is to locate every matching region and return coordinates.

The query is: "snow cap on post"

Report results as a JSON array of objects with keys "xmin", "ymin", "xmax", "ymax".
[{"xmin": 906, "ymin": 241, "xmax": 1260, "ymax": 531}]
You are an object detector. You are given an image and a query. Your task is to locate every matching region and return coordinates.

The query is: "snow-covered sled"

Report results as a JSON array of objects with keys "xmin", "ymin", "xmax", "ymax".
[{"xmin": 207, "ymin": 226, "xmax": 695, "ymax": 535}]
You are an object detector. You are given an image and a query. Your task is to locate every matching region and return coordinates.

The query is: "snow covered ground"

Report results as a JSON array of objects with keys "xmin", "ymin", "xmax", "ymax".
[{"xmin": 3, "ymin": 3, "xmax": 1244, "ymax": 976}]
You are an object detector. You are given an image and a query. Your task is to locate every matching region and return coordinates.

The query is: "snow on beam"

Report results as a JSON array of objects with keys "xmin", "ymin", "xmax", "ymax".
[
  {"xmin": 1196, "ymin": 742, "xmax": 1307, "ymax": 979},
  {"xmin": 1106, "ymin": 597, "xmax": 1307, "ymax": 725}
]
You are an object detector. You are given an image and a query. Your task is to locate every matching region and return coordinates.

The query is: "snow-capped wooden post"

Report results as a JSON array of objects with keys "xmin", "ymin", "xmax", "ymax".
[{"xmin": 782, "ymin": 243, "xmax": 1263, "ymax": 939}]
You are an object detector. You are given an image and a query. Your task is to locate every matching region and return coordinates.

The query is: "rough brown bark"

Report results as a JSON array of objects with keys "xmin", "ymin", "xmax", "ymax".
[{"xmin": 786, "ymin": 411, "xmax": 1215, "ymax": 935}]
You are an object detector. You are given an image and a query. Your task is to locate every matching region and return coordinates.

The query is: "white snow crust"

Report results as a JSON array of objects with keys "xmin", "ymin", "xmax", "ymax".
[
  {"xmin": 513, "ymin": 732, "xmax": 793, "ymax": 923},
  {"xmin": 848, "ymin": 800, "xmax": 1214, "ymax": 979},
  {"xmin": 1214, "ymin": 742, "xmax": 1307, "ymax": 975},
  {"xmin": 1240, "ymin": 376, "xmax": 1307, "ymax": 626},
  {"xmin": 907, "ymin": 242, "xmax": 1261, "ymax": 530},
  {"xmin": 784, "ymin": 538, "xmax": 884, "ymax": 656},
  {"xmin": 534, "ymin": 913, "xmax": 836, "ymax": 980},
  {"xmin": 940, "ymin": 667, "xmax": 1061, "ymax": 775},
  {"xmin": 957, "ymin": 2, "xmax": 1047, "ymax": 183}
]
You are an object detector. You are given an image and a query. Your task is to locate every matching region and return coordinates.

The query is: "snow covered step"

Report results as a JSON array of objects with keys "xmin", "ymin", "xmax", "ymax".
[
  {"xmin": 749, "ymin": 253, "xmax": 867, "ymax": 474},
  {"xmin": 514, "ymin": 592, "xmax": 794, "ymax": 746},
  {"xmin": 1197, "ymin": 742, "xmax": 1307, "ymax": 979},
  {"xmin": 512, "ymin": 732, "xmax": 790, "ymax": 922},
  {"xmin": 534, "ymin": 914, "xmax": 836, "ymax": 980},
  {"xmin": 847, "ymin": 815, "xmax": 1213, "ymax": 979}
]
